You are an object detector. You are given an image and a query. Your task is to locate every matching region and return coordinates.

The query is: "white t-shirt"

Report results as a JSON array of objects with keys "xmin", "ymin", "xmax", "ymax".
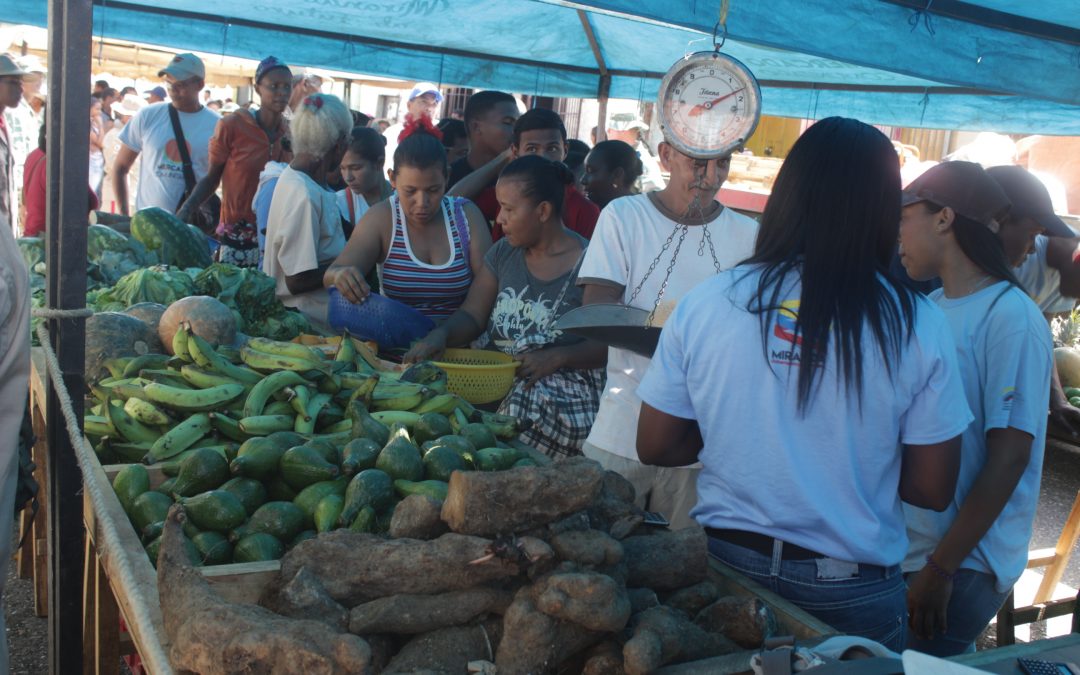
[
  {"xmin": 263, "ymin": 166, "xmax": 345, "ymax": 325},
  {"xmin": 117, "ymin": 102, "xmax": 219, "ymax": 212},
  {"xmin": 577, "ymin": 193, "xmax": 759, "ymax": 462},
  {"xmin": 1015, "ymin": 234, "xmax": 1075, "ymax": 314},
  {"xmin": 382, "ymin": 123, "xmax": 404, "ymax": 171},
  {"xmin": 639, "ymin": 267, "xmax": 973, "ymax": 566},
  {"xmin": 336, "ymin": 189, "xmax": 371, "ymax": 229},
  {"xmin": 904, "ymin": 282, "xmax": 1052, "ymax": 591}
]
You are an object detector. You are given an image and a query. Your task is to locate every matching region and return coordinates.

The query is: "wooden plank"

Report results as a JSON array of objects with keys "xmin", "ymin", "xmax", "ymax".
[
  {"xmin": 83, "ymin": 454, "xmax": 173, "ymax": 675},
  {"xmin": 30, "ymin": 398, "xmax": 49, "ymax": 617},
  {"xmin": 707, "ymin": 558, "xmax": 837, "ymax": 640},
  {"xmin": 95, "ymin": 554, "xmax": 120, "ymax": 675},
  {"xmin": 202, "ymin": 562, "xmax": 280, "ymax": 605},
  {"xmin": 1027, "ymin": 548, "xmax": 1057, "ymax": 569},
  {"xmin": 1007, "ymin": 596, "xmax": 1077, "ymax": 625},
  {"xmin": 1034, "ymin": 489, "xmax": 1080, "ymax": 604},
  {"xmin": 83, "ymin": 535, "xmax": 97, "ymax": 675}
]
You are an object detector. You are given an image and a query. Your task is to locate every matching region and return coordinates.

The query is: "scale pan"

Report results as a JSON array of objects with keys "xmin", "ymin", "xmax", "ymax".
[{"xmin": 555, "ymin": 304, "xmax": 662, "ymax": 357}]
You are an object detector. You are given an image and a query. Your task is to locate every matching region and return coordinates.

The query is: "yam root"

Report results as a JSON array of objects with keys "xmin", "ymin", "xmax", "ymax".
[
  {"xmin": 623, "ymin": 606, "xmax": 737, "ymax": 675},
  {"xmin": 581, "ymin": 642, "xmax": 625, "ymax": 675},
  {"xmin": 587, "ymin": 471, "xmax": 644, "ymax": 537},
  {"xmin": 695, "ymin": 596, "xmax": 779, "ymax": 649},
  {"xmin": 662, "ymin": 580, "xmax": 721, "ymax": 617},
  {"xmin": 278, "ymin": 531, "xmax": 551, "ymax": 605},
  {"xmin": 383, "ymin": 620, "xmax": 502, "ymax": 674},
  {"xmin": 550, "ymin": 529, "xmax": 623, "ymax": 568},
  {"xmin": 348, "ymin": 587, "xmax": 513, "ymax": 635},
  {"xmin": 533, "ymin": 571, "xmax": 631, "ymax": 633},
  {"xmin": 260, "ymin": 566, "xmax": 349, "ymax": 632},
  {"xmin": 627, "ymin": 588, "xmax": 660, "ymax": 613},
  {"xmin": 496, "ymin": 588, "xmax": 605, "ymax": 675},
  {"xmin": 389, "ymin": 494, "xmax": 449, "ymax": 540},
  {"xmin": 441, "ymin": 457, "xmax": 604, "ymax": 536},
  {"xmin": 622, "ymin": 526, "xmax": 708, "ymax": 591},
  {"xmin": 158, "ymin": 506, "xmax": 372, "ymax": 674}
]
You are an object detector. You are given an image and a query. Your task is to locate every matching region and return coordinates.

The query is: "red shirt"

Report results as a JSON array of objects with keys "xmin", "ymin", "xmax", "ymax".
[
  {"xmin": 491, "ymin": 186, "xmax": 599, "ymax": 242},
  {"xmin": 208, "ymin": 110, "xmax": 290, "ymax": 225},
  {"xmin": 22, "ymin": 149, "xmax": 99, "ymax": 237}
]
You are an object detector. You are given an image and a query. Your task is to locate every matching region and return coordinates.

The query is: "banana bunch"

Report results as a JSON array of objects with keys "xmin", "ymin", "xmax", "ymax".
[{"xmin": 84, "ymin": 328, "xmax": 527, "ymax": 468}]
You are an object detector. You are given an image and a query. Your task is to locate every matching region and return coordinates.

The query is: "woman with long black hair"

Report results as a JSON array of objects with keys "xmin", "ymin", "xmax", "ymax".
[
  {"xmin": 636, "ymin": 117, "xmax": 971, "ymax": 649},
  {"xmin": 898, "ymin": 161, "xmax": 1052, "ymax": 656}
]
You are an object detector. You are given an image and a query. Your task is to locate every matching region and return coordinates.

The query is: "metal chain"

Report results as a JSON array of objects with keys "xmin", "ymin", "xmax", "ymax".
[{"xmin": 628, "ymin": 191, "xmax": 725, "ymax": 326}]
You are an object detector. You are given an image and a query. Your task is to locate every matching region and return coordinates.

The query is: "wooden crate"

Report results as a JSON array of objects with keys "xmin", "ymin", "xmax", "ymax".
[{"xmin": 88, "ymin": 454, "xmax": 832, "ymax": 674}]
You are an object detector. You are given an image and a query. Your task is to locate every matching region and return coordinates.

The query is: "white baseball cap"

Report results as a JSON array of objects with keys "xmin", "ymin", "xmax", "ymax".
[
  {"xmin": 408, "ymin": 82, "xmax": 443, "ymax": 103},
  {"xmin": 110, "ymin": 93, "xmax": 147, "ymax": 118},
  {"xmin": 158, "ymin": 53, "xmax": 205, "ymax": 81}
]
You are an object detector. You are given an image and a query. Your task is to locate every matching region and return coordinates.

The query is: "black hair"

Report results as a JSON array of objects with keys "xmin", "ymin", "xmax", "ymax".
[
  {"xmin": 567, "ymin": 139, "xmax": 591, "ymax": 156},
  {"xmin": 351, "ymin": 110, "xmax": 372, "ymax": 128},
  {"xmin": 743, "ymin": 116, "xmax": 918, "ymax": 413},
  {"xmin": 94, "ymin": 79, "xmax": 109, "ymax": 89},
  {"xmin": 499, "ymin": 155, "xmax": 574, "ymax": 216},
  {"xmin": 564, "ymin": 151, "xmax": 586, "ymax": 172},
  {"xmin": 393, "ymin": 125, "xmax": 447, "ymax": 175},
  {"xmin": 346, "ymin": 126, "xmax": 386, "ymax": 163},
  {"xmin": 512, "ymin": 108, "xmax": 567, "ymax": 147},
  {"xmin": 437, "ymin": 118, "xmax": 467, "ymax": 148},
  {"xmin": 924, "ymin": 203, "xmax": 1022, "ymax": 288},
  {"xmin": 119, "ymin": 86, "xmax": 137, "ymax": 97},
  {"xmin": 589, "ymin": 140, "xmax": 644, "ymax": 186},
  {"xmin": 462, "ymin": 90, "xmax": 516, "ymax": 130}
]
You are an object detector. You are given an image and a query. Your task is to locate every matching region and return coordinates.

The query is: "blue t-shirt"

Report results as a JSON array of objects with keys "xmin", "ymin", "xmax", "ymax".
[
  {"xmin": 638, "ymin": 266, "xmax": 972, "ymax": 567},
  {"xmin": 903, "ymin": 281, "xmax": 1052, "ymax": 592},
  {"xmin": 1016, "ymin": 235, "xmax": 1074, "ymax": 315}
]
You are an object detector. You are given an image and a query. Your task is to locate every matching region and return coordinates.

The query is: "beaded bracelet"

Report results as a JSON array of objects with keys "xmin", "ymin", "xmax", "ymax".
[{"xmin": 925, "ymin": 554, "xmax": 956, "ymax": 581}]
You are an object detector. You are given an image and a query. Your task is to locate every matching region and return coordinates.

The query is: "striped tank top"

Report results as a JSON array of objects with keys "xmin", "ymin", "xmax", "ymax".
[{"xmin": 381, "ymin": 194, "xmax": 472, "ymax": 321}]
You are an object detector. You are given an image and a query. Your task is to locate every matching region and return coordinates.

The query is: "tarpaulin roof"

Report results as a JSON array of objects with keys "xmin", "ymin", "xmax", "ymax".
[{"xmin": 8, "ymin": 0, "xmax": 1080, "ymax": 133}]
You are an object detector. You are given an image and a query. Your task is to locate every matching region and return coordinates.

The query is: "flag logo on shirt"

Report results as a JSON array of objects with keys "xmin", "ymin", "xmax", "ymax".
[
  {"xmin": 1003, "ymin": 386, "xmax": 1016, "ymax": 411},
  {"xmin": 773, "ymin": 300, "xmax": 803, "ymax": 346}
]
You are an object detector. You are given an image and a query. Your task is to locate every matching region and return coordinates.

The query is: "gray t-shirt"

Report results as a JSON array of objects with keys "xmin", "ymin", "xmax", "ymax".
[{"xmin": 484, "ymin": 235, "xmax": 588, "ymax": 353}]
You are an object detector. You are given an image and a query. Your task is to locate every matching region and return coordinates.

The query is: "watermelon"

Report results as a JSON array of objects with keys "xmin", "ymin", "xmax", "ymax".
[{"xmin": 130, "ymin": 207, "xmax": 212, "ymax": 268}]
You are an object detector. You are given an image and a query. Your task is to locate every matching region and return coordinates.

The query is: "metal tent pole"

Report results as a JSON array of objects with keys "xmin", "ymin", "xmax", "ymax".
[{"xmin": 45, "ymin": 1, "xmax": 92, "ymax": 672}]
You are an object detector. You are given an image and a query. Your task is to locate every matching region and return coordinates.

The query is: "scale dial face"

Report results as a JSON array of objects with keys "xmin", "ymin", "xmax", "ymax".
[{"xmin": 657, "ymin": 51, "xmax": 762, "ymax": 159}]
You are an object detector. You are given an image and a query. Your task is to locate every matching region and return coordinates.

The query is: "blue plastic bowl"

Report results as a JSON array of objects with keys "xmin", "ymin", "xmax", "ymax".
[{"xmin": 327, "ymin": 287, "xmax": 435, "ymax": 349}]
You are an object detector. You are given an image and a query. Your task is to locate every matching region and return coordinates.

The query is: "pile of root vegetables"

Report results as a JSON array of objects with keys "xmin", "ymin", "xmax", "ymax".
[{"xmin": 158, "ymin": 457, "xmax": 782, "ymax": 674}]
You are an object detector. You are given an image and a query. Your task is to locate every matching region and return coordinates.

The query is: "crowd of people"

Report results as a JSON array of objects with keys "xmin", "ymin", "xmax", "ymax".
[{"xmin": 3, "ymin": 47, "xmax": 1080, "ymax": 660}]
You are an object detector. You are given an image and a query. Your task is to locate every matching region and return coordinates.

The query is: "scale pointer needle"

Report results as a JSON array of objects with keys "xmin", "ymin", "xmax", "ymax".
[{"xmin": 687, "ymin": 88, "xmax": 745, "ymax": 117}]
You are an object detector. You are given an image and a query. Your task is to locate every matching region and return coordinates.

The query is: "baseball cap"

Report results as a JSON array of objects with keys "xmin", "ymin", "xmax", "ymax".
[
  {"xmin": 0, "ymin": 54, "xmax": 29, "ymax": 78},
  {"xmin": 408, "ymin": 82, "xmax": 443, "ymax": 103},
  {"xmin": 986, "ymin": 165, "xmax": 1073, "ymax": 237},
  {"xmin": 158, "ymin": 53, "xmax": 205, "ymax": 81},
  {"xmin": 110, "ymin": 93, "xmax": 147, "ymax": 117},
  {"xmin": 255, "ymin": 56, "xmax": 291, "ymax": 84},
  {"xmin": 143, "ymin": 86, "xmax": 167, "ymax": 100},
  {"xmin": 609, "ymin": 112, "xmax": 648, "ymax": 132},
  {"xmin": 902, "ymin": 161, "xmax": 1011, "ymax": 233}
]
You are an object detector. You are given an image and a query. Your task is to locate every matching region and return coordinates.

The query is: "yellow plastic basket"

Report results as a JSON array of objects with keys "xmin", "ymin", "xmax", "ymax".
[{"xmin": 433, "ymin": 348, "xmax": 520, "ymax": 404}]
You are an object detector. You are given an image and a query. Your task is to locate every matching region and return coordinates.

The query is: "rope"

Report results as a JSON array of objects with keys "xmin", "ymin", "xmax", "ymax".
[
  {"xmin": 32, "ymin": 320, "xmax": 173, "ymax": 675},
  {"xmin": 908, "ymin": 0, "xmax": 937, "ymax": 35},
  {"xmin": 32, "ymin": 308, "xmax": 93, "ymax": 319}
]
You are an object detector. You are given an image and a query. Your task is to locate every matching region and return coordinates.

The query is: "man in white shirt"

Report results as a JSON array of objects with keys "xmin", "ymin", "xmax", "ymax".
[
  {"xmin": 382, "ymin": 82, "xmax": 443, "ymax": 164},
  {"xmin": 577, "ymin": 142, "xmax": 759, "ymax": 529},
  {"xmin": 112, "ymin": 53, "xmax": 220, "ymax": 215},
  {"xmin": 4, "ymin": 55, "xmax": 45, "ymax": 233}
]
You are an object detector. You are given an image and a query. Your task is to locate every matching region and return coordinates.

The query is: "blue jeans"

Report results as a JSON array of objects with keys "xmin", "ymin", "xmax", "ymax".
[
  {"xmin": 904, "ymin": 569, "xmax": 1009, "ymax": 657},
  {"xmin": 708, "ymin": 536, "xmax": 907, "ymax": 651}
]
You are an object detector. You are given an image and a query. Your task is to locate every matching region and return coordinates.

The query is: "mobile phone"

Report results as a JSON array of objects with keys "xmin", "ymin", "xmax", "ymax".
[
  {"xmin": 1018, "ymin": 657, "xmax": 1080, "ymax": 675},
  {"xmin": 642, "ymin": 511, "xmax": 670, "ymax": 527}
]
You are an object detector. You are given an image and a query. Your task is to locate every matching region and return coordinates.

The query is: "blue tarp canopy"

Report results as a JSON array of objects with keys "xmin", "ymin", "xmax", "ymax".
[{"xmin": 8, "ymin": 0, "xmax": 1080, "ymax": 133}]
